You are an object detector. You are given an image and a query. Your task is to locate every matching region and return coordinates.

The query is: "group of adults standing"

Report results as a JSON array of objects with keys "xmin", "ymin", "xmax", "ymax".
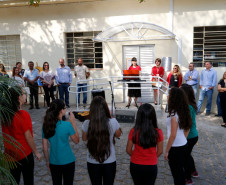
[
  {"xmin": 126, "ymin": 57, "xmax": 225, "ymax": 127},
  {"xmin": 0, "ymin": 56, "xmax": 225, "ymax": 126},
  {"xmin": 1, "ymin": 57, "xmax": 90, "ymax": 110},
  {"xmin": 184, "ymin": 62, "xmax": 226, "ymax": 127},
  {"xmin": 126, "ymin": 57, "xmax": 183, "ymax": 107}
]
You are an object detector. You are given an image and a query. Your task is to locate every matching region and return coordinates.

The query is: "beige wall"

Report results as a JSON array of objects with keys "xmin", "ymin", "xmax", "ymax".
[{"xmin": 0, "ymin": 0, "xmax": 225, "ymax": 111}]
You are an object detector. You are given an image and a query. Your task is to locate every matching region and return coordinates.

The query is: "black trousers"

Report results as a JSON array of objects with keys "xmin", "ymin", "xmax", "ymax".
[
  {"xmin": 28, "ymin": 82, "xmax": 39, "ymax": 107},
  {"xmin": 168, "ymin": 144, "xmax": 187, "ymax": 185},
  {"xmin": 185, "ymin": 136, "xmax": 198, "ymax": 180},
  {"xmin": 220, "ymin": 93, "xmax": 226, "ymax": 123},
  {"xmin": 49, "ymin": 161, "xmax": 75, "ymax": 185},
  {"xmin": 130, "ymin": 162, "xmax": 157, "ymax": 185},
  {"xmin": 87, "ymin": 161, "xmax": 116, "ymax": 185},
  {"xmin": 43, "ymin": 85, "xmax": 55, "ymax": 107},
  {"xmin": 10, "ymin": 152, "xmax": 34, "ymax": 185}
]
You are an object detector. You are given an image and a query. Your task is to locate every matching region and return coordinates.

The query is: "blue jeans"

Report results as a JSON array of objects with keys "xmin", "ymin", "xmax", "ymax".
[
  {"xmin": 216, "ymin": 93, "xmax": 222, "ymax": 116},
  {"xmin": 197, "ymin": 89, "xmax": 213, "ymax": 113},
  {"xmin": 58, "ymin": 84, "xmax": 70, "ymax": 106},
  {"xmin": 77, "ymin": 83, "xmax": 87, "ymax": 104},
  {"xmin": 191, "ymin": 85, "xmax": 198, "ymax": 100}
]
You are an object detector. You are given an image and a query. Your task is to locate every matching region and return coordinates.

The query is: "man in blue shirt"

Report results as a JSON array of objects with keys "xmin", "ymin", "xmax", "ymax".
[
  {"xmin": 23, "ymin": 61, "xmax": 40, "ymax": 109},
  {"xmin": 184, "ymin": 63, "xmax": 199, "ymax": 99},
  {"xmin": 197, "ymin": 62, "xmax": 217, "ymax": 116},
  {"xmin": 55, "ymin": 58, "xmax": 72, "ymax": 108}
]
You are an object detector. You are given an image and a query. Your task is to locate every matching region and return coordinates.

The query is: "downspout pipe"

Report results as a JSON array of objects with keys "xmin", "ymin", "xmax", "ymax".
[{"xmin": 170, "ymin": 0, "xmax": 182, "ymax": 66}]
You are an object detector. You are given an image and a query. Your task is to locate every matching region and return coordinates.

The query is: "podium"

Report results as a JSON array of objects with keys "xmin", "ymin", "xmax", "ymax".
[{"xmin": 123, "ymin": 70, "xmax": 139, "ymax": 80}]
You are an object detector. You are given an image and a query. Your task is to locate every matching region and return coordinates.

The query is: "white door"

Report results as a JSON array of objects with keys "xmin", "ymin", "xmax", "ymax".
[
  {"xmin": 123, "ymin": 46, "xmax": 140, "ymax": 70},
  {"xmin": 123, "ymin": 45, "xmax": 155, "ymax": 103}
]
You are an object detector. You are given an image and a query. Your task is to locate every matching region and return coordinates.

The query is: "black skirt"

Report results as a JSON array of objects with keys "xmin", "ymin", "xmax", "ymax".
[{"xmin": 128, "ymin": 83, "xmax": 141, "ymax": 97}]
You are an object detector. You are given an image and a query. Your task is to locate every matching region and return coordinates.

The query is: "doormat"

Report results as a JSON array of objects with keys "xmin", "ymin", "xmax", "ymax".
[{"xmin": 115, "ymin": 110, "xmax": 135, "ymax": 123}]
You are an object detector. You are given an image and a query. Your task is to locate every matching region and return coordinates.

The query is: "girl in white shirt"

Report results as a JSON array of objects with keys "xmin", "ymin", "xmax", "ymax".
[
  {"xmin": 164, "ymin": 87, "xmax": 192, "ymax": 185},
  {"xmin": 82, "ymin": 96, "xmax": 122, "ymax": 185}
]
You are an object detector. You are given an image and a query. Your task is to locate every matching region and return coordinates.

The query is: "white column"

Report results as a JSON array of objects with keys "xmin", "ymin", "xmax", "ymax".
[{"xmin": 169, "ymin": 0, "xmax": 174, "ymax": 32}]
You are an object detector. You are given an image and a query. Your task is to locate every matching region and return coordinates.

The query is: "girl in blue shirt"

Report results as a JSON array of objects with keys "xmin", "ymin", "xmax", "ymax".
[{"xmin": 42, "ymin": 99, "xmax": 79, "ymax": 185}]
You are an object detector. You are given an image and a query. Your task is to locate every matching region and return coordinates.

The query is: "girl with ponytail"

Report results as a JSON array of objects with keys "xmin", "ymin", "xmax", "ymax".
[{"xmin": 42, "ymin": 99, "xmax": 79, "ymax": 185}]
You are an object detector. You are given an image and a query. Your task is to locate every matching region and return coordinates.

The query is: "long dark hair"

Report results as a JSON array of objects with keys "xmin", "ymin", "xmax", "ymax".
[
  {"xmin": 0, "ymin": 84, "xmax": 22, "ymax": 126},
  {"xmin": 43, "ymin": 99, "xmax": 65, "ymax": 139},
  {"xmin": 133, "ymin": 104, "xmax": 159, "ymax": 149},
  {"xmin": 168, "ymin": 87, "xmax": 192, "ymax": 130},
  {"xmin": 87, "ymin": 96, "xmax": 111, "ymax": 163},
  {"xmin": 180, "ymin": 84, "xmax": 197, "ymax": 111},
  {"xmin": 12, "ymin": 67, "xmax": 21, "ymax": 77}
]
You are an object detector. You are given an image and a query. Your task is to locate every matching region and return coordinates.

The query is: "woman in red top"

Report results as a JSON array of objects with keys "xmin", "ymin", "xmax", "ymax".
[
  {"xmin": 126, "ymin": 57, "xmax": 141, "ymax": 108},
  {"xmin": 126, "ymin": 104, "xmax": 163, "ymax": 185},
  {"xmin": 167, "ymin": 65, "xmax": 183, "ymax": 88},
  {"xmin": 1, "ymin": 86, "xmax": 42, "ymax": 185},
  {"xmin": 151, "ymin": 58, "xmax": 165, "ymax": 105}
]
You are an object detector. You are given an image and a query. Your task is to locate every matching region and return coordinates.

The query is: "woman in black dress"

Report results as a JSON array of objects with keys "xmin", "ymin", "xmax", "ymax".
[{"xmin": 126, "ymin": 57, "xmax": 141, "ymax": 108}]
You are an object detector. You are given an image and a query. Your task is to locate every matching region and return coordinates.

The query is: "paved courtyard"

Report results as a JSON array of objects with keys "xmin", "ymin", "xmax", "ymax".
[{"xmin": 24, "ymin": 103, "xmax": 225, "ymax": 185}]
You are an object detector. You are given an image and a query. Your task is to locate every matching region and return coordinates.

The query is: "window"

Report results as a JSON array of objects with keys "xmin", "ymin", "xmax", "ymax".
[
  {"xmin": 0, "ymin": 35, "xmax": 22, "ymax": 71},
  {"xmin": 193, "ymin": 26, "xmax": 226, "ymax": 67},
  {"xmin": 66, "ymin": 31, "xmax": 103, "ymax": 69}
]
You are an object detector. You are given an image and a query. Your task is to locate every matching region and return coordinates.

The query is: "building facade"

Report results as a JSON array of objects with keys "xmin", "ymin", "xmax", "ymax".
[{"xmin": 0, "ymin": 0, "xmax": 225, "ymax": 112}]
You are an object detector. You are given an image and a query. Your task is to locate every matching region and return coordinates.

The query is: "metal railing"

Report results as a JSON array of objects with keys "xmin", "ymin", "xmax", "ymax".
[{"xmin": 68, "ymin": 75, "xmax": 169, "ymax": 114}]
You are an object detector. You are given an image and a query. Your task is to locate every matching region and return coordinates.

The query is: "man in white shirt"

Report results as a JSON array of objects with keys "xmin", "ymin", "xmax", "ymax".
[
  {"xmin": 23, "ymin": 61, "xmax": 40, "ymax": 109},
  {"xmin": 74, "ymin": 58, "xmax": 90, "ymax": 107},
  {"xmin": 55, "ymin": 58, "xmax": 72, "ymax": 108},
  {"xmin": 197, "ymin": 62, "xmax": 217, "ymax": 116}
]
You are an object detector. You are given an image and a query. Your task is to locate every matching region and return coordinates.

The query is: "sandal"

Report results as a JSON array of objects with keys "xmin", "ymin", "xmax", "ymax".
[
  {"xmin": 135, "ymin": 103, "xmax": 139, "ymax": 109},
  {"xmin": 221, "ymin": 123, "xmax": 226, "ymax": 127}
]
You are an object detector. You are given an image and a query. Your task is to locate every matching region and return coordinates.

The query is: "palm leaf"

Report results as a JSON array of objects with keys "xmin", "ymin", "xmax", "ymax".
[
  {"xmin": 0, "ymin": 77, "xmax": 26, "ymax": 185},
  {"xmin": 0, "ymin": 77, "xmax": 22, "ymax": 125},
  {"xmin": 0, "ymin": 166, "xmax": 17, "ymax": 185}
]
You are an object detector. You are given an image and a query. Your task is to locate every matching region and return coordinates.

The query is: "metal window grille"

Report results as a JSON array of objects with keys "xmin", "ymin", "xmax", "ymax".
[
  {"xmin": 66, "ymin": 31, "xmax": 103, "ymax": 69},
  {"xmin": 0, "ymin": 35, "xmax": 22, "ymax": 71},
  {"xmin": 193, "ymin": 26, "xmax": 226, "ymax": 67}
]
